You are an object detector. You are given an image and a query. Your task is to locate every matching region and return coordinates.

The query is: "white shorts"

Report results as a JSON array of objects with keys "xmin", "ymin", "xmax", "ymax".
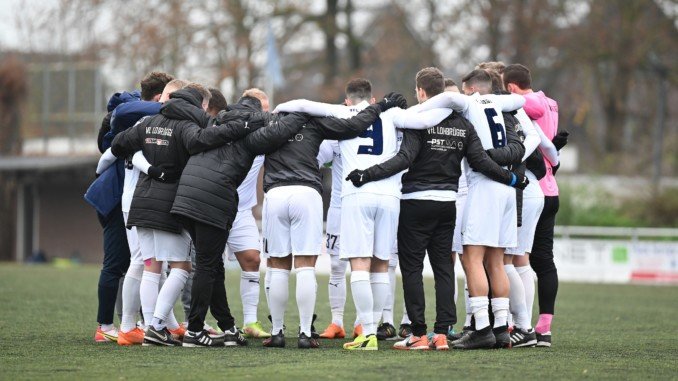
[
  {"xmin": 452, "ymin": 193, "xmax": 467, "ymax": 254},
  {"xmin": 137, "ymin": 227, "xmax": 192, "ymax": 262},
  {"xmin": 462, "ymin": 178, "xmax": 517, "ymax": 248},
  {"xmin": 262, "ymin": 185, "xmax": 323, "ymax": 257},
  {"xmin": 225, "ymin": 209, "xmax": 261, "ymax": 261},
  {"xmin": 505, "ymin": 196, "xmax": 545, "ymax": 255},
  {"xmin": 389, "ymin": 251, "xmax": 398, "ymax": 268},
  {"xmin": 340, "ymin": 193, "xmax": 399, "ymax": 261},
  {"xmin": 123, "ymin": 212, "xmax": 143, "ymax": 265}
]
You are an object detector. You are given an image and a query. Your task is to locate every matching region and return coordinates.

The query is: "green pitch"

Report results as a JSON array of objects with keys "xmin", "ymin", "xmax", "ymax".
[{"xmin": 0, "ymin": 264, "xmax": 676, "ymax": 380}]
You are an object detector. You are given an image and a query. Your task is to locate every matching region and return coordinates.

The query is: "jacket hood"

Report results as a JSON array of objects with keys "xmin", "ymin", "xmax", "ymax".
[
  {"xmin": 160, "ymin": 88, "xmax": 210, "ymax": 127},
  {"xmin": 107, "ymin": 90, "xmax": 140, "ymax": 112},
  {"xmin": 227, "ymin": 96, "xmax": 262, "ymax": 113},
  {"xmin": 216, "ymin": 95, "xmax": 265, "ymax": 124}
]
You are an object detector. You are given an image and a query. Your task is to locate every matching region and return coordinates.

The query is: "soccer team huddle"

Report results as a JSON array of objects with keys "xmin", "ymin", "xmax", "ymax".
[{"xmin": 93, "ymin": 61, "xmax": 566, "ymax": 351}]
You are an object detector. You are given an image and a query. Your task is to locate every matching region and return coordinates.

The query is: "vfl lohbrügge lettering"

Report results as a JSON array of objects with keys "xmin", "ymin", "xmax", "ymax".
[{"xmin": 145, "ymin": 126, "xmax": 174, "ymax": 137}]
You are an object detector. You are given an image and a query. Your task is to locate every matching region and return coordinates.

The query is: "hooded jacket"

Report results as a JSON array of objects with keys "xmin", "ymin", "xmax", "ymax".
[
  {"xmin": 111, "ymin": 88, "xmax": 263, "ymax": 233},
  {"xmin": 171, "ymin": 97, "xmax": 310, "ymax": 230}
]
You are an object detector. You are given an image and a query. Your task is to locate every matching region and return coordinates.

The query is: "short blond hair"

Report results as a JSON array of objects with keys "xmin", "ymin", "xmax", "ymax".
[
  {"xmin": 164, "ymin": 79, "xmax": 189, "ymax": 93},
  {"xmin": 476, "ymin": 61, "xmax": 506, "ymax": 74},
  {"xmin": 242, "ymin": 88, "xmax": 268, "ymax": 102}
]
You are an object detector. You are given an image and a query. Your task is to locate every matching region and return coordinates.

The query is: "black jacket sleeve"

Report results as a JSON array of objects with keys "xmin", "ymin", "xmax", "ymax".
[
  {"xmin": 316, "ymin": 104, "xmax": 382, "ymax": 140},
  {"xmin": 464, "ymin": 126, "xmax": 513, "ymax": 185},
  {"xmin": 111, "ymin": 122, "xmax": 143, "ymax": 158},
  {"xmin": 364, "ymin": 129, "xmax": 422, "ymax": 181},
  {"xmin": 97, "ymin": 112, "xmax": 112, "ymax": 153},
  {"xmin": 181, "ymin": 119, "xmax": 263, "ymax": 155},
  {"xmin": 244, "ymin": 112, "xmax": 310, "ymax": 155},
  {"xmin": 525, "ymin": 149, "xmax": 547, "ymax": 179},
  {"xmin": 485, "ymin": 119, "xmax": 525, "ymax": 166}
]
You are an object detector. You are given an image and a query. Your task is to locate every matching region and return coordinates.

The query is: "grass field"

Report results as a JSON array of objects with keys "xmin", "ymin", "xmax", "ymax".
[{"xmin": 1, "ymin": 264, "xmax": 677, "ymax": 380}]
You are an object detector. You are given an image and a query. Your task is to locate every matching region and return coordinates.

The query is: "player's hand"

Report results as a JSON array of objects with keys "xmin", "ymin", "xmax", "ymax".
[
  {"xmin": 148, "ymin": 166, "xmax": 180, "ymax": 183},
  {"xmin": 552, "ymin": 130, "xmax": 569, "ymax": 151},
  {"xmin": 509, "ymin": 172, "xmax": 529, "ymax": 190},
  {"xmin": 345, "ymin": 169, "xmax": 372, "ymax": 187},
  {"xmin": 377, "ymin": 92, "xmax": 406, "ymax": 111}
]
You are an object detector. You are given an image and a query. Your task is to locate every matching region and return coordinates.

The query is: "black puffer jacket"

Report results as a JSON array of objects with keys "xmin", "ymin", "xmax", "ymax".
[
  {"xmin": 171, "ymin": 100, "xmax": 310, "ymax": 231},
  {"xmin": 111, "ymin": 88, "xmax": 262, "ymax": 233}
]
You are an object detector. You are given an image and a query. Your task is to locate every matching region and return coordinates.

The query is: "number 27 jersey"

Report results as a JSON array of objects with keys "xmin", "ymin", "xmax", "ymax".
[{"xmin": 339, "ymin": 105, "xmax": 402, "ymax": 199}]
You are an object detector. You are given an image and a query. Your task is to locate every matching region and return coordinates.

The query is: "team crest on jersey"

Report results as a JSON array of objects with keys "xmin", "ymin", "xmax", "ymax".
[{"xmin": 294, "ymin": 134, "xmax": 304, "ymax": 141}]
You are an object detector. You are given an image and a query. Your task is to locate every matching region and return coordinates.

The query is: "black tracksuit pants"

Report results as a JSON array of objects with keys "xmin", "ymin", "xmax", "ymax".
[
  {"xmin": 530, "ymin": 195, "xmax": 559, "ymax": 315},
  {"xmin": 182, "ymin": 219, "xmax": 235, "ymax": 333},
  {"xmin": 398, "ymin": 199, "xmax": 457, "ymax": 336},
  {"xmin": 96, "ymin": 203, "xmax": 130, "ymax": 325}
]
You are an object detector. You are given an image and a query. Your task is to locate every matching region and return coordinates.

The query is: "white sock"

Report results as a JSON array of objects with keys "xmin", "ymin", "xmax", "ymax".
[
  {"xmin": 264, "ymin": 266, "xmax": 272, "ymax": 313},
  {"xmin": 382, "ymin": 265, "xmax": 396, "ymax": 326},
  {"xmin": 370, "ymin": 272, "xmax": 390, "ymax": 330},
  {"xmin": 505, "ymin": 264, "xmax": 531, "ymax": 329},
  {"xmin": 463, "ymin": 278, "xmax": 472, "ymax": 327},
  {"xmin": 491, "ymin": 297, "xmax": 510, "ymax": 328},
  {"xmin": 241, "ymin": 271, "xmax": 260, "ymax": 325},
  {"xmin": 269, "ymin": 268, "xmax": 289, "ymax": 334},
  {"xmin": 516, "ymin": 265, "xmax": 535, "ymax": 326},
  {"xmin": 328, "ymin": 255, "xmax": 347, "ymax": 327},
  {"xmin": 120, "ymin": 264, "xmax": 144, "ymax": 332},
  {"xmin": 401, "ymin": 301, "xmax": 411, "ymax": 325},
  {"xmin": 296, "ymin": 267, "xmax": 317, "ymax": 337},
  {"xmin": 140, "ymin": 271, "xmax": 160, "ymax": 327},
  {"xmin": 469, "ymin": 296, "xmax": 490, "ymax": 330},
  {"xmin": 152, "ymin": 268, "xmax": 189, "ymax": 330},
  {"xmin": 350, "ymin": 271, "xmax": 374, "ymax": 335},
  {"xmin": 100, "ymin": 323, "xmax": 115, "ymax": 331}
]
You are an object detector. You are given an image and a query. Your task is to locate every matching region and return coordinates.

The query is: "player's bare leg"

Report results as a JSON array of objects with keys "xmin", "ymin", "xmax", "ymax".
[
  {"xmin": 453, "ymin": 245, "xmax": 495, "ymax": 349},
  {"xmin": 234, "ymin": 249, "xmax": 269, "ymax": 338},
  {"xmin": 485, "ymin": 248, "xmax": 510, "ymax": 348}
]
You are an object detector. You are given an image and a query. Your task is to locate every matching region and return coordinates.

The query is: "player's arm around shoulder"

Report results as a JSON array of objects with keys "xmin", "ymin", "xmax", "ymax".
[
  {"xmin": 244, "ymin": 112, "xmax": 311, "ymax": 155},
  {"xmin": 485, "ymin": 117, "xmax": 525, "ymax": 166},
  {"xmin": 111, "ymin": 117, "xmax": 147, "ymax": 158},
  {"xmin": 318, "ymin": 103, "xmax": 382, "ymax": 140},
  {"xmin": 463, "ymin": 123, "xmax": 513, "ymax": 185}
]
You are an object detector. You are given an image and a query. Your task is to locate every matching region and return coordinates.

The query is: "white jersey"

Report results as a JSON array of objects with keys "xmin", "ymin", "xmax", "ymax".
[
  {"xmin": 237, "ymin": 155, "xmax": 264, "ymax": 211},
  {"xmin": 95, "ymin": 148, "xmax": 140, "ymax": 213},
  {"xmin": 121, "ymin": 164, "xmax": 140, "ymax": 213},
  {"xmin": 339, "ymin": 106, "xmax": 402, "ymax": 199},
  {"xmin": 317, "ymin": 140, "xmax": 342, "ymax": 210}
]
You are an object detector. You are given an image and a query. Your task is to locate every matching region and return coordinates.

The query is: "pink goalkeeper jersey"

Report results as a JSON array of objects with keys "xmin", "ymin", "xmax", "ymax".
[{"xmin": 523, "ymin": 91, "xmax": 559, "ymax": 196}]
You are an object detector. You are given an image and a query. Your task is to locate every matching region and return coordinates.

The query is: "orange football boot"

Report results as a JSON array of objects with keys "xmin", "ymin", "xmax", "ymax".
[
  {"xmin": 319, "ymin": 323, "xmax": 346, "ymax": 339},
  {"xmin": 118, "ymin": 327, "xmax": 145, "ymax": 346}
]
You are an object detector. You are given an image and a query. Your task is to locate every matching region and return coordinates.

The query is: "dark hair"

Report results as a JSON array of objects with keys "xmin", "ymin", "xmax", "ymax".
[
  {"xmin": 444, "ymin": 78, "xmax": 457, "ymax": 88},
  {"xmin": 207, "ymin": 87, "xmax": 227, "ymax": 113},
  {"xmin": 140, "ymin": 71, "xmax": 174, "ymax": 101},
  {"xmin": 502, "ymin": 64, "xmax": 532, "ymax": 90},
  {"xmin": 461, "ymin": 69, "xmax": 493, "ymax": 94},
  {"xmin": 415, "ymin": 67, "xmax": 445, "ymax": 97},
  {"xmin": 345, "ymin": 78, "xmax": 372, "ymax": 102}
]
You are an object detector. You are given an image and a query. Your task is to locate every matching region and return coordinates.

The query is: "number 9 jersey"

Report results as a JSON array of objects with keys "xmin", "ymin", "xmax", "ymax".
[{"xmin": 339, "ymin": 104, "xmax": 404, "ymax": 199}]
